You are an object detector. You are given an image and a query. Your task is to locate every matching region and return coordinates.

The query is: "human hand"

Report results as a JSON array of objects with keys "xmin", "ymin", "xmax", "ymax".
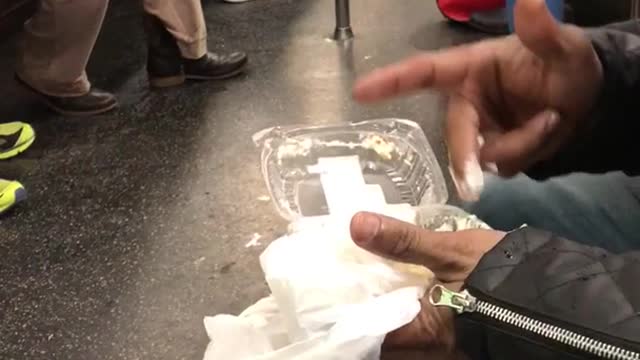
[
  {"xmin": 353, "ymin": 0, "xmax": 603, "ymax": 199},
  {"xmin": 350, "ymin": 212, "xmax": 505, "ymax": 351}
]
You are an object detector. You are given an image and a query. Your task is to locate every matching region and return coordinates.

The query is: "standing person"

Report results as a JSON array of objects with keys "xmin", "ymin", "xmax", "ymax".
[{"xmin": 16, "ymin": 0, "xmax": 248, "ymax": 116}]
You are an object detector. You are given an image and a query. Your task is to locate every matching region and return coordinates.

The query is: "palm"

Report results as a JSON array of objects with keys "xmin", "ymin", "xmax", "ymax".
[
  {"xmin": 385, "ymin": 282, "xmax": 461, "ymax": 350},
  {"xmin": 474, "ymin": 36, "xmax": 597, "ymax": 132},
  {"xmin": 448, "ymin": 27, "xmax": 601, "ymax": 175}
]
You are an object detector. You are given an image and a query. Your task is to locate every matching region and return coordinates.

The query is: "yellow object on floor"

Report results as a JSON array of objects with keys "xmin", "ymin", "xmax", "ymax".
[
  {"xmin": 0, "ymin": 179, "xmax": 27, "ymax": 215},
  {"xmin": 0, "ymin": 122, "xmax": 35, "ymax": 160}
]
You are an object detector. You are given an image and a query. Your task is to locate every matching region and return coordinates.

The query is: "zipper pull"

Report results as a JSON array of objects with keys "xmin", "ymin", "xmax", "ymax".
[{"xmin": 428, "ymin": 285, "xmax": 477, "ymax": 314}]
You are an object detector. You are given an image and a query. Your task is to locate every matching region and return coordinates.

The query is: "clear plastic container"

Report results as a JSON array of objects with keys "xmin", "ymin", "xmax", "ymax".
[
  {"xmin": 253, "ymin": 119, "xmax": 448, "ymax": 222},
  {"xmin": 415, "ymin": 204, "xmax": 489, "ymax": 231}
]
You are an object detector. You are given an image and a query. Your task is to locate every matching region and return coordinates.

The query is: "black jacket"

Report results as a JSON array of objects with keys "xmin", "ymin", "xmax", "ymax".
[
  {"xmin": 456, "ymin": 21, "xmax": 640, "ymax": 359},
  {"xmin": 529, "ymin": 21, "xmax": 640, "ymax": 179},
  {"xmin": 456, "ymin": 227, "xmax": 640, "ymax": 359}
]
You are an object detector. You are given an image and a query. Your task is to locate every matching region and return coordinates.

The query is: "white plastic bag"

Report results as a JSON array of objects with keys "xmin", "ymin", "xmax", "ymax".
[
  {"xmin": 203, "ymin": 205, "xmax": 433, "ymax": 360},
  {"xmin": 202, "ymin": 203, "xmax": 490, "ymax": 360},
  {"xmin": 203, "ymin": 287, "xmax": 422, "ymax": 360}
]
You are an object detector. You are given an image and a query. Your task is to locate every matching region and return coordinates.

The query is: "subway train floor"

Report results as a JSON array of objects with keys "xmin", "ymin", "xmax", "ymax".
[{"xmin": 0, "ymin": 1, "xmax": 482, "ymax": 359}]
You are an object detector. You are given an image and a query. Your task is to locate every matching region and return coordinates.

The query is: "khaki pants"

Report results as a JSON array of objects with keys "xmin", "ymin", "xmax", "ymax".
[{"xmin": 16, "ymin": 0, "xmax": 208, "ymax": 97}]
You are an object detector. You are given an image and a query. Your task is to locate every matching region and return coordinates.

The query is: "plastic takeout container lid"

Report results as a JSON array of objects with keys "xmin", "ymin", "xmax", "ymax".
[{"xmin": 253, "ymin": 119, "xmax": 448, "ymax": 221}]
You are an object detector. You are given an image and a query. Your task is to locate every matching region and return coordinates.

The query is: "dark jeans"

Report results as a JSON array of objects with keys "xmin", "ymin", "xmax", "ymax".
[{"xmin": 465, "ymin": 172, "xmax": 640, "ymax": 253}]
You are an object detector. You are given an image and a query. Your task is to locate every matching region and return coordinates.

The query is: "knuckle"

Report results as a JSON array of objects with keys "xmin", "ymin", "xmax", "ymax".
[{"xmin": 390, "ymin": 225, "xmax": 421, "ymax": 259}]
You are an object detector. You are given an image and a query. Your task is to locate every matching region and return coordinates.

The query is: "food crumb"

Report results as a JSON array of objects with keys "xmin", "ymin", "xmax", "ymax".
[{"xmin": 245, "ymin": 233, "xmax": 262, "ymax": 248}]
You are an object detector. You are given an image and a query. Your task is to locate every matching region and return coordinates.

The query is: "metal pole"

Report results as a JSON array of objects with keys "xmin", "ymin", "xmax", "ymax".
[{"xmin": 333, "ymin": 0, "xmax": 353, "ymax": 40}]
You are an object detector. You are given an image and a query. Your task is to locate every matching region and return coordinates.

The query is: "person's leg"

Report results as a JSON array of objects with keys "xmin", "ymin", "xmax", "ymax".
[
  {"xmin": 465, "ymin": 172, "xmax": 640, "ymax": 253},
  {"xmin": 16, "ymin": 0, "xmax": 117, "ymax": 115},
  {"xmin": 142, "ymin": 0, "xmax": 248, "ymax": 87},
  {"xmin": 142, "ymin": 0, "xmax": 208, "ymax": 60}
]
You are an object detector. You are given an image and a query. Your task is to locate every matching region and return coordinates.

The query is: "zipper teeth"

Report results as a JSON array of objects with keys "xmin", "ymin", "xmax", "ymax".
[{"xmin": 475, "ymin": 301, "xmax": 640, "ymax": 360}]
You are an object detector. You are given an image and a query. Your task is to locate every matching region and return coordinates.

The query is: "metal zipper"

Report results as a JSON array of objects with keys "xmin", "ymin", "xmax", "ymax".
[{"xmin": 429, "ymin": 285, "xmax": 640, "ymax": 360}]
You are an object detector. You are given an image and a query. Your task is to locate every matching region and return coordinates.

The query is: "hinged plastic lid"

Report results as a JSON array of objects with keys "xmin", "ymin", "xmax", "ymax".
[{"xmin": 253, "ymin": 119, "xmax": 448, "ymax": 222}]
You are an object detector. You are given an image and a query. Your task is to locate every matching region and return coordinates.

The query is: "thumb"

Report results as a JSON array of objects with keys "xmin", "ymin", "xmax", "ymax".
[
  {"xmin": 350, "ymin": 212, "xmax": 506, "ymax": 282},
  {"xmin": 350, "ymin": 212, "xmax": 475, "ymax": 283},
  {"xmin": 350, "ymin": 212, "xmax": 436, "ymax": 266},
  {"xmin": 515, "ymin": 0, "xmax": 570, "ymax": 59},
  {"xmin": 480, "ymin": 109, "xmax": 560, "ymax": 176}
]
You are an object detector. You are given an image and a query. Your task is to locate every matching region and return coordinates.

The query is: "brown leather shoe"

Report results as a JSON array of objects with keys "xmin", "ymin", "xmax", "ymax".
[
  {"xmin": 144, "ymin": 15, "xmax": 248, "ymax": 88},
  {"xmin": 183, "ymin": 52, "xmax": 248, "ymax": 80},
  {"xmin": 148, "ymin": 51, "xmax": 249, "ymax": 87},
  {"xmin": 16, "ymin": 76, "xmax": 118, "ymax": 116}
]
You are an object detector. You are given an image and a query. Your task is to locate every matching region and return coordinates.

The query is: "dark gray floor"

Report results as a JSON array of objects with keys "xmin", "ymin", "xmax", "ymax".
[{"xmin": 0, "ymin": 1, "xmax": 482, "ymax": 359}]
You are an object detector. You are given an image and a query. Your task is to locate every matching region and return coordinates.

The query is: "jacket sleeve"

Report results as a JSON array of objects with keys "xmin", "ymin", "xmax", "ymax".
[
  {"xmin": 528, "ymin": 20, "xmax": 640, "ymax": 179},
  {"xmin": 455, "ymin": 227, "xmax": 640, "ymax": 360}
]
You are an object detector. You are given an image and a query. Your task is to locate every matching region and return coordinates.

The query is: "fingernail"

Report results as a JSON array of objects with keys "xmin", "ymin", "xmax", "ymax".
[
  {"xmin": 477, "ymin": 134, "xmax": 485, "ymax": 148},
  {"xmin": 449, "ymin": 165, "xmax": 465, "ymax": 199},
  {"xmin": 450, "ymin": 158, "xmax": 484, "ymax": 202},
  {"xmin": 352, "ymin": 212, "xmax": 381, "ymax": 244},
  {"xmin": 484, "ymin": 161, "xmax": 499, "ymax": 174},
  {"xmin": 463, "ymin": 158, "xmax": 484, "ymax": 201},
  {"xmin": 545, "ymin": 110, "xmax": 559, "ymax": 132}
]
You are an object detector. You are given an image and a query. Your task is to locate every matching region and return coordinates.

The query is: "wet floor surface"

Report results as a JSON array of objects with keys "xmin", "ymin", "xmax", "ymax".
[{"xmin": 0, "ymin": 1, "xmax": 482, "ymax": 359}]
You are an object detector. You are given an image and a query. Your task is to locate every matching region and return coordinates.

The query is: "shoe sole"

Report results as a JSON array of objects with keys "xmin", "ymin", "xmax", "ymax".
[
  {"xmin": 186, "ymin": 63, "xmax": 247, "ymax": 81},
  {"xmin": 0, "ymin": 135, "xmax": 36, "ymax": 160},
  {"xmin": 41, "ymin": 99, "xmax": 118, "ymax": 117},
  {"xmin": 0, "ymin": 186, "xmax": 27, "ymax": 216},
  {"xmin": 149, "ymin": 62, "xmax": 247, "ymax": 88},
  {"xmin": 15, "ymin": 75, "xmax": 118, "ymax": 116}
]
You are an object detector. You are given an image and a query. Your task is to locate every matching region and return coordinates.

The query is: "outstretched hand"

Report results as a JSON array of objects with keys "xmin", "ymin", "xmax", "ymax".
[{"xmin": 354, "ymin": 0, "xmax": 602, "ymax": 200}]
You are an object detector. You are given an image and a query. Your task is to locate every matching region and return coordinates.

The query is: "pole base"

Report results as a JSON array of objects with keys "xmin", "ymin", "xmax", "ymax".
[{"xmin": 333, "ymin": 27, "xmax": 353, "ymax": 41}]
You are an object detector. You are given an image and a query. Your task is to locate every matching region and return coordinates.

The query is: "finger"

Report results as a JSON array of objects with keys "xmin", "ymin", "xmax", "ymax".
[
  {"xmin": 353, "ymin": 48, "xmax": 472, "ymax": 103},
  {"xmin": 351, "ymin": 212, "xmax": 506, "ymax": 280},
  {"xmin": 478, "ymin": 133, "xmax": 498, "ymax": 175},
  {"xmin": 350, "ymin": 212, "xmax": 451, "ymax": 267},
  {"xmin": 445, "ymin": 95, "xmax": 483, "ymax": 201},
  {"xmin": 350, "ymin": 212, "xmax": 429, "ymax": 266},
  {"xmin": 350, "ymin": 212, "xmax": 480, "ymax": 283},
  {"xmin": 514, "ymin": 0, "xmax": 571, "ymax": 60},
  {"xmin": 478, "ymin": 132, "xmax": 499, "ymax": 174},
  {"xmin": 480, "ymin": 109, "xmax": 559, "ymax": 176}
]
